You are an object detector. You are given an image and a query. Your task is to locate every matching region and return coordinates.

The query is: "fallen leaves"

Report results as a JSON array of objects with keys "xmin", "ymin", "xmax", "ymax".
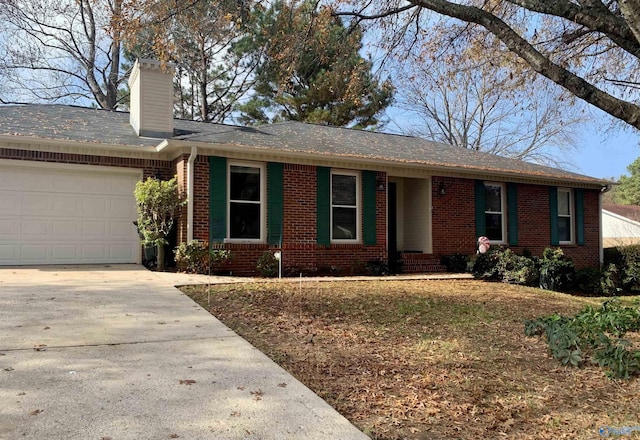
[
  {"xmin": 179, "ymin": 380, "xmax": 196, "ymax": 385},
  {"xmin": 29, "ymin": 409, "xmax": 43, "ymax": 416},
  {"xmin": 183, "ymin": 280, "xmax": 640, "ymax": 440}
]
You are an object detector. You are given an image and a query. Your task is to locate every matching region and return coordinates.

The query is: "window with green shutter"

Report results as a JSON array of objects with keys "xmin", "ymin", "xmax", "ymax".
[
  {"xmin": 209, "ymin": 156, "xmax": 227, "ymax": 243},
  {"xmin": 362, "ymin": 171, "xmax": 377, "ymax": 245},
  {"xmin": 317, "ymin": 167, "xmax": 330, "ymax": 245},
  {"xmin": 267, "ymin": 162, "xmax": 284, "ymax": 246}
]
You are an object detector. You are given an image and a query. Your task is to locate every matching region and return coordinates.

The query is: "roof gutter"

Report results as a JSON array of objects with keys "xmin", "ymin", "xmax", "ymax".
[
  {"xmin": 187, "ymin": 146, "xmax": 197, "ymax": 242},
  {"xmin": 157, "ymin": 140, "xmax": 609, "ymax": 189}
]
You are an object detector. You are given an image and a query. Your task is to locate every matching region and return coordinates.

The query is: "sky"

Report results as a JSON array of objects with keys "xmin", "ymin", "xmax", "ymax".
[
  {"xmin": 571, "ymin": 124, "xmax": 640, "ymax": 180},
  {"xmin": 384, "ymin": 103, "xmax": 640, "ymax": 182}
]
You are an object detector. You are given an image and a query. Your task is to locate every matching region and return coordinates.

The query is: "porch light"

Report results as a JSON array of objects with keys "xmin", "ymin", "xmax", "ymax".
[
  {"xmin": 438, "ymin": 182, "xmax": 446, "ymax": 195},
  {"xmin": 376, "ymin": 179, "xmax": 385, "ymax": 191}
]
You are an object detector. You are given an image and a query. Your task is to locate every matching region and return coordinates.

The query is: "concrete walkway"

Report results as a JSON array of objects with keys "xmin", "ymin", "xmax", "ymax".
[{"xmin": 0, "ymin": 265, "xmax": 370, "ymax": 440}]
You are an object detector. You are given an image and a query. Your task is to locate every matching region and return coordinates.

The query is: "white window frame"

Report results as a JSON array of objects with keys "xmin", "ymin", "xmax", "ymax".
[
  {"xmin": 484, "ymin": 182, "xmax": 506, "ymax": 244},
  {"xmin": 558, "ymin": 188, "xmax": 574, "ymax": 244},
  {"xmin": 330, "ymin": 170, "xmax": 361, "ymax": 244},
  {"xmin": 226, "ymin": 161, "xmax": 266, "ymax": 243}
]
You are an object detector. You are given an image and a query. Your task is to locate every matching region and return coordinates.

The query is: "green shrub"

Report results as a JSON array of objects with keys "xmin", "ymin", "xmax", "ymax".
[
  {"xmin": 538, "ymin": 248, "xmax": 575, "ymax": 292},
  {"xmin": 365, "ymin": 260, "xmax": 389, "ymax": 276},
  {"xmin": 174, "ymin": 241, "xmax": 232, "ymax": 274},
  {"xmin": 618, "ymin": 245, "xmax": 640, "ymax": 291},
  {"xmin": 440, "ymin": 254, "xmax": 469, "ymax": 273},
  {"xmin": 257, "ymin": 251, "xmax": 279, "ymax": 277},
  {"xmin": 496, "ymin": 249, "xmax": 539, "ymax": 286},
  {"xmin": 524, "ymin": 298, "xmax": 640, "ymax": 379},
  {"xmin": 471, "ymin": 249, "xmax": 501, "ymax": 280}
]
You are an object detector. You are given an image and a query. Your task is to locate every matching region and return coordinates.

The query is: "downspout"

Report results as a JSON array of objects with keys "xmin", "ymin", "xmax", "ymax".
[
  {"xmin": 599, "ymin": 184, "xmax": 612, "ymax": 266},
  {"xmin": 187, "ymin": 146, "xmax": 198, "ymax": 242}
]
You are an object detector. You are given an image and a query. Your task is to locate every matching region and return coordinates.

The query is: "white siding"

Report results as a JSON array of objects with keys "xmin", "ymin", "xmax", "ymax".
[
  {"xmin": 128, "ymin": 59, "xmax": 174, "ymax": 137},
  {"xmin": 602, "ymin": 210, "xmax": 640, "ymax": 247}
]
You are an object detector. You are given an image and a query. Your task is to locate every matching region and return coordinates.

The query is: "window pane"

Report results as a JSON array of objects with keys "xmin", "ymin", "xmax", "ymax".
[
  {"xmin": 558, "ymin": 217, "xmax": 571, "ymax": 242},
  {"xmin": 230, "ymin": 166, "xmax": 260, "ymax": 201},
  {"xmin": 485, "ymin": 185, "xmax": 502, "ymax": 213},
  {"xmin": 333, "ymin": 207, "xmax": 357, "ymax": 239},
  {"xmin": 230, "ymin": 202, "xmax": 260, "ymax": 239},
  {"xmin": 485, "ymin": 213, "xmax": 503, "ymax": 241},
  {"xmin": 558, "ymin": 191, "xmax": 570, "ymax": 216},
  {"xmin": 332, "ymin": 174, "xmax": 356, "ymax": 206}
]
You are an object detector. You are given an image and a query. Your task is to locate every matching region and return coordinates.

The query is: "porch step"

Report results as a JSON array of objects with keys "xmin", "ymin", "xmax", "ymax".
[{"xmin": 400, "ymin": 254, "xmax": 447, "ymax": 274}]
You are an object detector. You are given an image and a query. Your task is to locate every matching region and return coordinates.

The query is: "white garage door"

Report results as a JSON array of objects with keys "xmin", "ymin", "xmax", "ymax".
[{"xmin": 0, "ymin": 161, "xmax": 142, "ymax": 265}]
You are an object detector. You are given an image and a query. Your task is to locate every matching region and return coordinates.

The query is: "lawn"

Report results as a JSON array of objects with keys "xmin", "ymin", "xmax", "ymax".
[{"xmin": 181, "ymin": 280, "xmax": 640, "ymax": 440}]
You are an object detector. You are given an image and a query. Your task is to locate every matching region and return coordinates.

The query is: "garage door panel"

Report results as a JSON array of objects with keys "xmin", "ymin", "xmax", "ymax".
[
  {"xmin": 53, "ymin": 220, "xmax": 80, "ymax": 236},
  {"xmin": 21, "ymin": 244, "xmax": 49, "ymax": 261},
  {"xmin": 110, "ymin": 197, "xmax": 137, "ymax": 217},
  {"xmin": 52, "ymin": 245, "xmax": 78, "ymax": 260},
  {"xmin": 111, "ymin": 221, "xmax": 135, "ymax": 238},
  {"xmin": 110, "ymin": 244, "xmax": 136, "ymax": 260},
  {"xmin": 82, "ymin": 197, "xmax": 109, "ymax": 216},
  {"xmin": 0, "ymin": 219, "xmax": 19, "ymax": 237},
  {"xmin": 52, "ymin": 196, "xmax": 80, "ymax": 216},
  {"xmin": 22, "ymin": 195, "xmax": 51, "ymax": 214},
  {"xmin": 0, "ymin": 192, "xmax": 21, "ymax": 210},
  {"xmin": 0, "ymin": 169, "xmax": 22, "ymax": 189},
  {"xmin": 21, "ymin": 220, "xmax": 49, "ymax": 237},
  {"xmin": 82, "ymin": 221, "xmax": 107, "ymax": 237},
  {"xmin": 0, "ymin": 162, "xmax": 142, "ymax": 265},
  {"xmin": 0, "ymin": 245, "xmax": 17, "ymax": 261},
  {"xmin": 22, "ymin": 173, "xmax": 53, "ymax": 192},
  {"xmin": 82, "ymin": 175, "xmax": 112, "ymax": 194},
  {"xmin": 82, "ymin": 244, "xmax": 107, "ymax": 260}
]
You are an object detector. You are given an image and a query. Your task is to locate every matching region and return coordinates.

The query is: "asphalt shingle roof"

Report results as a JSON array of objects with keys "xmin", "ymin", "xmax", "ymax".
[{"xmin": 0, "ymin": 104, "xmax": 606, "ymax": 186}]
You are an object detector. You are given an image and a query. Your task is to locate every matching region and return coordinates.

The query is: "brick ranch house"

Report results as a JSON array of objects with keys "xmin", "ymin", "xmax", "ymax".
[{"xmin": 0, "ymin": 59, "xmax": 610, "ymax": 275}]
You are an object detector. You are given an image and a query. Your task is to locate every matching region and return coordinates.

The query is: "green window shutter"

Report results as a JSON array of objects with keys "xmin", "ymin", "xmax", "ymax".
[
  {"xmin": 507, "ymin": 183, "xmax": 518, "ymax": 246},
  {"xmin": 209, "ymin": 156, "xmax": 227, "ymax": 243},
  {"xmin": 475, "ymin": 180, "xmax": 486, "ymax": 238},
  {"xmin": 363, "ymin": 171, "xmax": 377, "ymax": 245},
  {"xmin": 575, "ymin": 188, "xmax": 585, "ymax": 246},
  {"xmin": 317, "ymin": 166, "xmax": 330, "ymax": 245},
  {"xmin": 549, "ymin": 186, "xmax": 559, "ymax": 246},
  {"xmin": 267, "ymin": 162, "xmax": 284, "ymax": 246}
]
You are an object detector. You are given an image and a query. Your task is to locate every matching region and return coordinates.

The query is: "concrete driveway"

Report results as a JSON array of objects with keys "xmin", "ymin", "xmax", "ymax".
[{"xmin": 0, "ymin": 265, "xmax": 369, "ymax": 440}]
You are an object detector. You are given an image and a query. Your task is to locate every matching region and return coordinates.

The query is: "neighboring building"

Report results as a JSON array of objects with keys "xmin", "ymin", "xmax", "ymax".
[
  {"xmin": 0, "ymin": 59, "xmax": 610, "ymax": 275},
  {"xmin": 602, "ymin": 203, "xmax": 640, "ymax": 248}
]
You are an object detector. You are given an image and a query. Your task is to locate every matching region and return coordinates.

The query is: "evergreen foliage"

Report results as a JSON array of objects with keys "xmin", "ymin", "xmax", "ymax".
[{"xmin": 236, "ymin": 0, "xmax": 393, "ymax": 128}]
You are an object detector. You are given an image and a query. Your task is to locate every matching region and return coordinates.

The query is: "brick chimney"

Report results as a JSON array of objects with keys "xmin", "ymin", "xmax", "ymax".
[{"xmin": 128, "ymin": 59, "xmax": 175, "ymax": 138}]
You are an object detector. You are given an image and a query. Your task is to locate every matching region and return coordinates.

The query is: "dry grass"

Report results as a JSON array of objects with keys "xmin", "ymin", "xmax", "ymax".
[{"xmin": 181, "ymin": 280, "xmax": 640, "ymax": 440}]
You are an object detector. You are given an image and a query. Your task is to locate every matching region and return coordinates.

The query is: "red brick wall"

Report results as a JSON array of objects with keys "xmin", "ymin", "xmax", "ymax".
[
  {"xmin": 430, "ymin": 177, "xmax": 601, "ymax": 269},
  {"xmin": 431, "ymin": 177, "xmax": 477, "ymax": 255},
  {"xmin": 193, "ymin": 156, "xmax": 210, "ymax": 242},
  {"xmin": 190, "ymin": 164, "xmax": 388, "ymax": 276},
  {"xmin": 0, "ymin": 148, "xmax": 172, "ymax": 179}
]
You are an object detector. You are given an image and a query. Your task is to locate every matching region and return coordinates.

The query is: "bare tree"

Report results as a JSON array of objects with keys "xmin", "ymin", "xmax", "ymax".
[
  {"xmin": 0, "ymin": 0, "xmax": 125, "ymax": 110},
  {"xmin": 334, "ymin": 1, "xmax": 640, "ymax": 132},
  {"xmin": 171, "ymin": 0, "xmax": 259, "ymax": 122},
  {"xmin": 395, "ymin": 56, "xmax": 583, "ymax": 167}
]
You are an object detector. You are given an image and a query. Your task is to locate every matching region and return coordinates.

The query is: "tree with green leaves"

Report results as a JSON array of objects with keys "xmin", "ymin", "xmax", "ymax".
[
  {"xmin": 134, "ymin": 177, "xmax": 185, "ymax": 271},
  {"xmin": 236, "ymin": 0, "xmax": 393, "ymax": 128},
  {"xmin": 614, "ymin": 158, "xmax": 640, "ymax": 205}
]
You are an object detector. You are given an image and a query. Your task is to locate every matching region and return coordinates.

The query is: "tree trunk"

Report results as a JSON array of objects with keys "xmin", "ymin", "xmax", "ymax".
[{"xmin": 157, "ymin": 243, "xmax": 165, "ymax": 271}]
